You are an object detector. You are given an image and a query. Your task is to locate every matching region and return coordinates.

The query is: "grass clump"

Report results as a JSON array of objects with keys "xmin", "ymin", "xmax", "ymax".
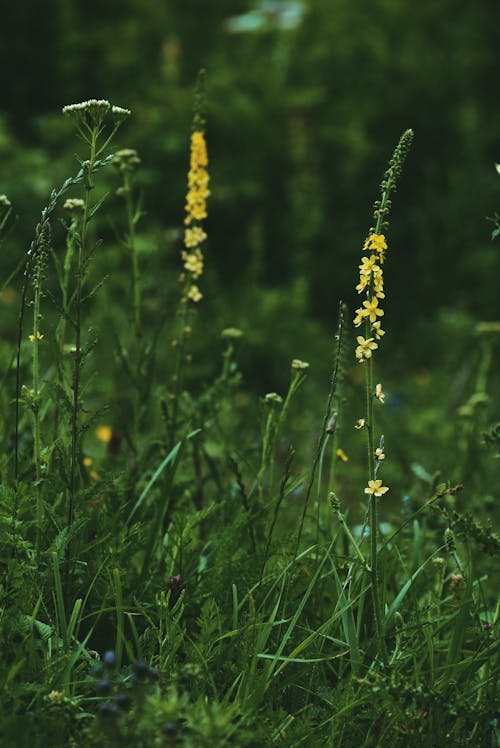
[{"xmin": 0, "ymin": 92, "xmax": 498, "ymax": 748}]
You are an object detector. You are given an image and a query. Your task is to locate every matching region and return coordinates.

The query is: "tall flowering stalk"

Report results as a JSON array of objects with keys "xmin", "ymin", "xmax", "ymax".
[
  {"xmin": 168, "ymin": 116, "xmax": 210, "ymax": 447},
  {"xmin": 353, "ymin": 129, "xmax": 413, "ymax": 664},
  {"xmin": 61, "ymin": 99, "xmax": 130, "ymax": 540}
]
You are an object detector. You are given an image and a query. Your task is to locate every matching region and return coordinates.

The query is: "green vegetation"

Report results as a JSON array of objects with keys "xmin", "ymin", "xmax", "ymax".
[{"xmin": 0, "ymin": 3, "xmax": 499, "ymax": 746}]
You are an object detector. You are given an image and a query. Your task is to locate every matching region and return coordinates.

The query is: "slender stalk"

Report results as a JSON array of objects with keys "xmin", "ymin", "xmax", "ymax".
[
  {"xmin": 68, "ymin": 134, "xmax": 97, "ymax": 543},
  {"xmin": 123, "ymin": 170, "xmax": 141, "ymax": 341}
]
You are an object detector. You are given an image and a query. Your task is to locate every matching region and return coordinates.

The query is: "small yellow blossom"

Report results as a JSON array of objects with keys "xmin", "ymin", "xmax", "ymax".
[
  {"xmin": 356, "ymin": 274, "xmax": 370, "ymax": 293},
  {"xmin": 184, "ymin": 226, "xmax": 207, "ymax": 248},
  {"xmin": 96, "ymin": 425, "xmax": 112, "ymax": 443},
  {"xmin": 353, "ymin": 308, "xmax": 365, "ymax": 327},
  {"xmin": 364, "ymin": 479, "xmax": 389, "ymax": 497},
  {"xmin": 90, "ymin": 469, "xmax": 100, "ymax": 481},
  {"xmin": 187, "ymin": 284, "xmax": 203, "ymax": 303},
  {"xmin": 182, "ymin": 249, "xmax": 204, "ymax": 278},
  {"xmin": 355, "ymin": 418, "xmax": 366, "ymax": 429},
  {"xmin": 336, "ymin": 448, "xmax": 349, "ymax": 462},
  {"xmin": 359, "ymin": 255, "xmax": 378, "ymax": 275},
  {"xmin": 362, "ymin": 297, "xmax": 384, "ymax": 323},
  {"xmin": 363, "ymin": 233, "xmax": 388, "ymax": 262},
  {"xmin": 372, "ymin": 321, "xmax": 385, "ymax": 339},
  {"xmin": 355, "ymin": 336, "xmax": 378, "ymax": 361},
  {"xmin": 83, "ymin": 456, "xmax": 93, "ymax": 468},
  {"xmin": 375, "ymin": 383, "xmax": 385, "ymax": 403},
  {"xmin": 28, "ymin": 332, "xmax": 44, "ymax": 342},
  {"xmin": 375, "ymin": 447, "xmax": 385, "ymax": 461}
]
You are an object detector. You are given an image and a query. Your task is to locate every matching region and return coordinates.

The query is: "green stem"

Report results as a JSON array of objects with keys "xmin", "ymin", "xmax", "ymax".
[
  {"xmin": 33, "ymin": 282, "xmax": 43, "ymax": 558},
  {"xmin": 124, "ymin": 171, "xmax": 141, "ymax": 340}
]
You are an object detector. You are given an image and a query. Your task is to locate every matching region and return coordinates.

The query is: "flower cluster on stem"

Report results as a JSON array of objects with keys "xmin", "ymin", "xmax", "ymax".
[{"xmin": 181, "ymin": 130, "xmax": 209, "ymax": 303}]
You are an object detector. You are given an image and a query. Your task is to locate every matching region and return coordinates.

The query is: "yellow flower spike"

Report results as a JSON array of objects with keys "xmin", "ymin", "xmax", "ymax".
[
  {"xmin": 362, "ymin": 297, "xmax": 384, "ymax": 323},
  {"xmin": 184, "ymin": 130, "xmax": 210, "ymax": 226},
  {"xmin": 375, "ymin": 383, "xmax": 385, "ymax": 403},
  {"xmin": 355, "ymin": 336, "xmax": 378, "ymax": 362},
  {"xmin": 364, "ymin": 479, "xmax": 389, "ymax": 497},
  {"xmin": 336, "ymin": 448, "xmax": 349, "ymax": 462}
]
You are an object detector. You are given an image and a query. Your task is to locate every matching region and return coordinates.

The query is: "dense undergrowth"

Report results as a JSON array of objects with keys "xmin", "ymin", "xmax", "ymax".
[{"xmin": 0, "ymin": 95, "xmax": 498, "ymax": 748}]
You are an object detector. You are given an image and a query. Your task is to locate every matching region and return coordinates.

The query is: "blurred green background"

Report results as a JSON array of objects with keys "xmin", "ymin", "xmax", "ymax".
[{"xmin": 1, "ymin": 0, "xmax": 499, "ymax": 384}]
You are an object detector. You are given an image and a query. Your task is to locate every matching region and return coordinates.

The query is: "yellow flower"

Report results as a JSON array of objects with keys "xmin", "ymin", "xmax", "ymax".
[
  {"xmin": 356, "ymin": 274, "xmax": 370, "ymax": 294},
  {"xmin": 336, "ymin": 448, "xmax": 349, "ymax": 462},
  {"xmin": 188, "ymin": 284, "xmax": 203, "ymax": 303},
  {"xmin": 83, "ymin": 456, "xmax": 93, "ymax": 467},
  {"xmin": 28, "ymin": 332, "xmax": 44, "ymax": 342},
  {"xmin": 353, "ymin": 308, "xmax": 365, "ymax": 327},
  {"xmin": 96, "ymin": 425, "xmax": 112, "ymax": 443},
  {"xmin": 359, "ymin": 255, "xmax": 378, "ymax": 275},
  {"xmin": 355, "ymin": 336, "xmax": 378, "ymax": 361},
  {"xmin": 362, "ymin": 297, "xmax": 384, "ymax": 323},
  {"xmin": 355, "ymin": 418, "xmax": 366, "ymax": 429},
  {"xmin": 363, "ymin": 233, "xmax": 388, "ymax": 261},
  {"xmin": 364, "ymin": 479, "xmax": 389, "ymax": 497},
  {"xmin": 375, "ymin": 383, "xmax": 385, "ymax": 403},
  {"xmin": 375, "ymin": 447, "xmax": 385, "ymax": 461},
  {"xmin": 372, "ymin": 321, "xmax": 385, "ymax": 339},
  {"xmin": 182, "ymin": 249, "xmax": 204, "ymax": 278},
  {"xmin": 184, "ymin": 226, "xmax": 207, "ymax": 248}
]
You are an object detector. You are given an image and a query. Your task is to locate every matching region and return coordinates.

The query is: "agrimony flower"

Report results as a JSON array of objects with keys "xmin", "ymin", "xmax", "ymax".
[
  {"xmin": 355, "ymin": 336, "xmax": 378, "ymax": 362},
  {"xmin": 364, "ymin": 479, "xmax": 389, "ymax": 497}
]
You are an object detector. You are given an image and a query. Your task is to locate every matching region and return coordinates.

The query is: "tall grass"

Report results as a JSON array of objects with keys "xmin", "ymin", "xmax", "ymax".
[{"xmin": 0, "ymin": 97, "xmax": 498, "ymax": 748}]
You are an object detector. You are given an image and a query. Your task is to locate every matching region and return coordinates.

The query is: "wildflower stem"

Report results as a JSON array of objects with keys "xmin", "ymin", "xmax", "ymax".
[
  {"xmin": 123, "ymin": 170, "xmax": 141, "ymax": 340},
  {"xmin": 68, "ymin": 132, "xmax": 97, "ymax": 542},
  {"xmin": 33, "ymin": 281, "xmax": 43, "ymax": 557}
]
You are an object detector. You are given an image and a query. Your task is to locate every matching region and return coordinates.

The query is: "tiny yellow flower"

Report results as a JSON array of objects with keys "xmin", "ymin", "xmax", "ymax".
[
  {"xmin": 187, "ymin": 284, "xmax": 202, "ymax": 303},
  {"xmin": 355, "ymin": 418, "xmax": 366, "ymax": 429},
  {"xmin": 375, "ymin": 383, "xmax": 385, "ymax": 403},
  {"xmin": 363, "ymin": 233, "xmax": 388, "ymax": 261},
  {"xmin": 355, "ymin": 336, "xmax": 378, "ymax": 361},
  {"xmin": 372, "ymin": 321, "xmax": 385, "ymax": 339},
  {"xmin": 184, "ymin": 226, "xmax": 207, "ymax": 248},
  {"xmin": 291, "ymin": 359, "xmax": 310, "ymax": 371},
  {"xmin": 375, "ymin": 447, "xmax": 385, "ymax": 461},
  {"xmin": 47, "ymin": 690, "xmax": 64, "ymax": 703},
  {"xmin": 336, "ymin": 448, "xmax": 349, "ymax": 462},
  {"xmin": 358, "ymin": 255, "xmax": 378, "ymax": 275},
  {"xmin": 364, "ymin": 479, "xmax": 389, "ymax": 497},
  {"xmin": 28, "ymin": 332, "xmax": 44, "ymax": 342},
  {"xmin": 90, "ymin": 469, "xmax": 100, "ymax": 481},
  {"xmin": 96, "ymin": 425, "xmax": 112, "ymax": 443},
  {"xmin": 362, "ymin": 297, "xmax": 384, "ymax": 323},
  {"xmin": 83, "ymin": 456, "xmax": 93, "ymax": 468},
  {"xmin": 356, "ymin": 274, "xmax": 370, "ymax": 293},
  {"xmin": 353, "ymin": 308, "xmax": 365, "ymax": 327}
]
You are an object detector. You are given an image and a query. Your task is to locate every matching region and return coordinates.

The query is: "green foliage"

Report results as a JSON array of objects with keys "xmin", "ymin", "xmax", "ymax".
[{"xmin": 0, "ymin": 16, "xmax": 499, "ymax": 743}]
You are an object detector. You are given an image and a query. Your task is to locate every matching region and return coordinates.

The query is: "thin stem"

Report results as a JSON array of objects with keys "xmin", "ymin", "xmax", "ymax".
[
  {"xmin": 123, "ymin": 171, "xmax": 141, "ymax": 340},
  {"xmin": 33, "ymin": 282, "xmax": 43, "ymax": 557}
]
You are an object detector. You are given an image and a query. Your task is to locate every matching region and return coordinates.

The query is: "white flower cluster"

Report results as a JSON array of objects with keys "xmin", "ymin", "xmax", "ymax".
[
  {"xmin": 62, "ymin": 100, "xmax": 131, "ymax": 126},
  {"xmin": 62, "ymin": 99, "xmax": 111, "ymax": 117}
]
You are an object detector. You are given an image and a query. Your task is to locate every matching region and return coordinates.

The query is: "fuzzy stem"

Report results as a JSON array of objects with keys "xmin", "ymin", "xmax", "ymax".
[{"xmin": 123, "ymin": 171, "xmax": 141, "ymax": 340}]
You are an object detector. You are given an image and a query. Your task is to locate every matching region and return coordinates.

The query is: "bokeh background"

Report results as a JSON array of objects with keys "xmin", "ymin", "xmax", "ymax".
[{"xmin": 1, "ymin": 0, "xmax": 499, "ymax": 423}]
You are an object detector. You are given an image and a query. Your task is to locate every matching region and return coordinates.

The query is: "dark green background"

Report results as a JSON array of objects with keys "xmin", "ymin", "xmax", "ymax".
[{"xmin": 1, "ymin": 0, "xmax": 499, "ymax": 376}]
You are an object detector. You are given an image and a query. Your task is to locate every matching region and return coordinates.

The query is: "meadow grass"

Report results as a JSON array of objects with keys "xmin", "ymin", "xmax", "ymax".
[{"xmin": 0, "ymin": 96, "xmax": 498, "ymax": 748}]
